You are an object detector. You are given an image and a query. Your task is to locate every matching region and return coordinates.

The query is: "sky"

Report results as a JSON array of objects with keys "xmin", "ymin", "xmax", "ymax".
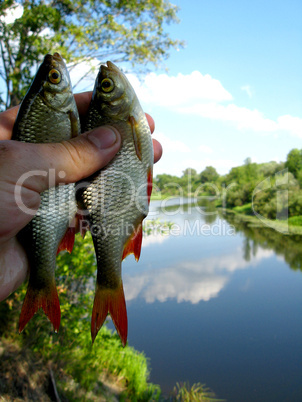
[
  {"xmin": 134, "ymin": 0, "xmax": 302, "ymax": 177},
  {"xmin": 3, "ymin": 1, "xmax": 302, "ymax": 177}
]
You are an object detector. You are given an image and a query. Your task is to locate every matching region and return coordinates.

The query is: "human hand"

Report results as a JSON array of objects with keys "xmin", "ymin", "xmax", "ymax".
[{"xmin": 0, "ymin": 91, "xmax": 162, "ymax": 301}]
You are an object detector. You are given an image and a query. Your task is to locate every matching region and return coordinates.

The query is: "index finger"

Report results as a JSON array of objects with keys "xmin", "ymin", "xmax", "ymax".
[
  {"xmin": 0, "ymin": 106, "xmax": 19, "ymax": 140},
  {"xmin": 0, "ymin": 92, "xmax": 92, "ymax": 141},
  {"xmin": 74, "ymin": 91, "xmax": 93, "ymax": 117}
]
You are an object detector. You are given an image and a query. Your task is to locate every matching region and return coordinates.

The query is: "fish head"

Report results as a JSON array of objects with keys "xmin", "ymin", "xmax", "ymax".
[
  {"xmin": 92, "ymin": 61, "xmax": 135, "ymax": 120},
  {"xmin": 33, "ymin": 52, "xmax": 73, "ymax": 111}
]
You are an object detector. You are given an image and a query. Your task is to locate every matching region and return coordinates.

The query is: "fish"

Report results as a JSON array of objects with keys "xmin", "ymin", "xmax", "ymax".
[
  {"xmin": 77, "ymin": 61, "xmax": 153, "ymax": 346},
  {"xmin": 12, "ymin": 52, "xmax": 80, "ymax": 333}
]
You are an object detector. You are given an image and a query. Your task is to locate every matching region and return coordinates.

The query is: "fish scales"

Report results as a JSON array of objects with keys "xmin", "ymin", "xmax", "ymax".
[
  {"xmin": 78, "ymin": 61, "xmax": 153, "ymax": 346},
  {"xmin": 12, "ymin": 53, "xmax": 80, "ymax": 332}
]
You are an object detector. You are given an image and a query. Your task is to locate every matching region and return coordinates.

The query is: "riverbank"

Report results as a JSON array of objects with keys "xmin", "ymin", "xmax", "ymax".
[
  {"xmin": 219, "ymin": 202, "xmax": 302, "ymax": 235},
  {"xmin": 0, "ymin": 230, "xmax": 221, "ymax": 402},
  {"xmin": 0, "ymin": 334, "xmax": 220, "ymax": 401}
]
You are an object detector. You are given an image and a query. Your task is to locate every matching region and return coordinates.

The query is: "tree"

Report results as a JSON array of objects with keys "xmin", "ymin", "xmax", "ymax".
[
  {"xmin": 285, "ymin": 148, "xmax": 302, "ymax": 178},
  {"xmin": 182, "ymin": 168, "xmax": 197, "ymax": 177},
  {"xmin": 200, "ymin": 166, "xmax": 219, "ymax": 183},
  {"xmin": 0, "ymin": 0, "xmax": 183, "ymax": 109}
]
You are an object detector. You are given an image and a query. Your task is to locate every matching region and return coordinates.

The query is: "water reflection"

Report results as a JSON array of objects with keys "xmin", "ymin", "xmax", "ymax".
[
  {"xmin": 124, "ymin": 200, "xmax": 302, "ymax": 305},
  {"xmin": 124, "ymin": 247, "xmax": 274, "ymax": 304},
  {"xmin": 222, "ymin": 211, "xmax": 302, "ymax": 271},
  {"xmin": 125, "ymin": 200, "xmax": 302, "ymax": 401},
  {"xmin": 125, "ymin": 199, "xmax": 277, "ymax": 304}
]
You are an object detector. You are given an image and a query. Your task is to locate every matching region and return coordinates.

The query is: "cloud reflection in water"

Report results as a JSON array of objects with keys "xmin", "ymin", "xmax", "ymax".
[{"xmin": 124, "ymin": 238, "xmax": 274, "ymax": 304}]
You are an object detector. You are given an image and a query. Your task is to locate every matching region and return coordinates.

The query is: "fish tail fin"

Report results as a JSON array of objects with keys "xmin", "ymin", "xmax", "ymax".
[
  {"xmin": 19, "ymin": 282, "xmax": 61, "ymax": 333},
  {"xmin": 91, "ymin": 282, "xmax": 127, "ymax": 347}
]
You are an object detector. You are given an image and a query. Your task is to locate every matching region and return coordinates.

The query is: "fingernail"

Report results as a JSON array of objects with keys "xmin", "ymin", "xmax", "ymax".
[{"xmin": 88, "ymin": 126, "xmax": 118, "ymax": 149}]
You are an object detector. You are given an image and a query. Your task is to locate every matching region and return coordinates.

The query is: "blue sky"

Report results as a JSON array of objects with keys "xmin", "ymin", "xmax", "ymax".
[{"xmin": 130, "ymin": 0, "xmax": 302, "ymax": 177}]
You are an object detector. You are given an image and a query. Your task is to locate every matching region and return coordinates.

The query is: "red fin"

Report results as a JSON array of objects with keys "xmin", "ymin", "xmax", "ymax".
[
  {"xmin": 19, "ymin": 282, "xmax": 61, "ymax": 333},
  {"xmin": 91, "ymin": 282, "xmax": 127, "ymax": 347},
  {"xmin": 57, "ymin": 226, "xmax": 75, "ymax": 255},
  {"xmin": 122, "ymin": 222, "xmax": 143, "ymax": 262},
  {"xmin": 147, "ymin": 168, "xmax": 153, "ymax": 205}
]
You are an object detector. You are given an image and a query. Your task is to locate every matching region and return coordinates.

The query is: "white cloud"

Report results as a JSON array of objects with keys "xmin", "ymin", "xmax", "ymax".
[
  {"xmin": 0, "ymin": 3, "xmax": 23, "ymax": 24},
  {"xmin": 67, "ymin": 62, "xmax": 302, "ymax": 140},
  {"xmin": 127, "ymin": 70, "xmax": 233, "ymax": 107},
  {"xmin": 129, "ymin": 71, "xmax": 302, "ymax": 139},
  {"xmin": 178, "ymin": 103, "xmax": 279, "ymax": 132},
  {"xmin": 199, "ymin": 144, "xmax": 213, "ymax": 154},
  {"xmin": 69, "ymin": 58, "xmax": 100, "ymax": 91},
  {"xmin": 153, "ymin": 132, "xmax": 191, "ymax": 153},
  {"xmin": 277, "ymin": 115, "xmax": 302, "ymax": 138}
]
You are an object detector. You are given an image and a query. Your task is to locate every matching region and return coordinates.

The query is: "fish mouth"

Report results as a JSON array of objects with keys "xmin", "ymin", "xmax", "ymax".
[
  {"xmin": 101, "ymin": 61, "xmax": 120, "ymax": 73},
  {"xmin": 44, "ymin": 53, "xmax": 64, "ymax": 68},
  {"xmin": 53, "ymin": 52, "xmax": 63, "ymax": 63}
]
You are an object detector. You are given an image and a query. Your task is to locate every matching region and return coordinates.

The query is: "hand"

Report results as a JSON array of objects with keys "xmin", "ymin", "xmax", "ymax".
[{"xmin": 0, "ymin": 91, "xmax": 162, "ymax": 301}]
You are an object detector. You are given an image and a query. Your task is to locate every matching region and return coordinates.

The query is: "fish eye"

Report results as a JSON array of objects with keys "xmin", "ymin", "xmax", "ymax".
[
  {"xmin": 101, "ymin": 78, "xmax": 114, "ymax": 93},
  {"xmin": 48, "ymin": 69, "xmax": 61, "ymax": 84}
]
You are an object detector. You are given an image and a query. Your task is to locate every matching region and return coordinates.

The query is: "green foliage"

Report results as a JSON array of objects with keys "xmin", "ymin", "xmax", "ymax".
[
  {"xmin": 233, "ymin": 203, "xmax": 253, "ymax": 215},
  {"xmin": 285, "ymin": 148, "xmax": 302, "ymax": 178},
  {"xmin": 287, "ymin": 215, "xmax": 302, "ymax": 227},
  {"xmin": 170, "ymin": 382, "xmax": 222, "ymax": 402},
  {"xmin": 0, "ymin": 0, "xmax": 184, "ymax": 108},
  {"xmin": 200, "ymin": 166, "xmax": 219, "ymax": 184},
  {"xmin": 154, "ymin": 153, "xmax": 302, "ymax": 224},
  {"xmin": 1, "ymin": 233, "xmax": 161, "ymax": 400}
]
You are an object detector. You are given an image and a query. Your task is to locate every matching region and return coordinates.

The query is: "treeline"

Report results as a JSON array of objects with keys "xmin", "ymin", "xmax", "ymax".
[{"xmin": 154, "ymin": 148, "xmax": 302, "ymax": 222}]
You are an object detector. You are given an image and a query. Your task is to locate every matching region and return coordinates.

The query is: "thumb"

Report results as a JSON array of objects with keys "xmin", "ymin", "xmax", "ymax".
[{"xmin": 6, "ymin": 126, "xmax": 121, "ymax": 193}]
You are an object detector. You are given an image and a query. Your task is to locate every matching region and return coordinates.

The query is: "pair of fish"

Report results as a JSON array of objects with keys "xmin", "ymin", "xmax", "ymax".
[{"xmin": 12, "ymin": 53, "xmax": 153, "ymax": 346}]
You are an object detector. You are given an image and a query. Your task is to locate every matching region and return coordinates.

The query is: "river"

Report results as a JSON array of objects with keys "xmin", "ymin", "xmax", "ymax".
[{"xmin": 111, "ymin": 198, "xmax": 302, "ymax": 401}]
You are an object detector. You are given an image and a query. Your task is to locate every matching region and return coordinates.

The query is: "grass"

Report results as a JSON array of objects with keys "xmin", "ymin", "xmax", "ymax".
[
  {"xmin": 222, "ymin": 206, "xmax": 302, "ymax": 235},
  {"xmin": 169, "ymin": 382, "xmax": 223, "ymax": 402},
  {"xmin": 287, "ymin": 215, "xmax": 302, "ymax": 226},
  {"xmin": 233, "ymin": 202, "xmax": 253, "ymax": 215}
]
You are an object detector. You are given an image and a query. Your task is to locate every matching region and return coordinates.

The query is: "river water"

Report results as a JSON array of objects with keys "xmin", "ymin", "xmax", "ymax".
[{"xmin": 114, "ymin": 199, "xmax": 302, "ymax": 401}]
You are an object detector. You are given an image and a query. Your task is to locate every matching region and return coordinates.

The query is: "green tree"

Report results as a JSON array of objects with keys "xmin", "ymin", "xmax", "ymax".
[
  {"xmin": 0, "ymin": 0, "xmax": 183, "ymax": 109},
  {"xmin": 200, "ymin": 166, "xmax": 219, "ymax": 183},
  {"xmin": 285, "ymin": 148, "xmax": 302, "ymax": 178},
  {"xmin": 182, "ymin": 168, "xmax": 197, "ymax": 177}
]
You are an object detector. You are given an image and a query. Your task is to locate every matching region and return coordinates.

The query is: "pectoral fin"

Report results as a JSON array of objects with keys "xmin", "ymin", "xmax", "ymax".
[
  {"xmin": 57, "ymin": 226, "xmax": 75, "ymax": 255},
  {"xmin": 69, "ymin": 110, "xmax": 80, "ymax": 138},
  {"xmin": 122, "ymin": 222, "xmax": 143, "ymax": 262},
  {"xmin": 129, "ymin": 116, "xmax": 142, "ymax": 161},
  {"xmin": 147, "ymin": 167, "xmax": 153, "ymax": 205}
]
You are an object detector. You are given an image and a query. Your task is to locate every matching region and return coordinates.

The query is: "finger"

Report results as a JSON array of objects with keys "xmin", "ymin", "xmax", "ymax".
[
  {"xmin": 153, "ymin": 139, "xmax": 163, "ymax": 164},
  {"xmin": 146, "ymin": 113, "xmax": 155, "ymax": 134},
  {"xmin": 1, "ymin": 126, "xmax": 121, "ymax": 194},
  {"xmin": 0, "ymin": 106, "xmax": 19, "ymax": 140},
  {"xmin": 0, "ymin": 238, "xmax": 28, "ymax": 302},
  {"xmin": 74, "ymin": 91, "xmax": 92, "ymax": 116}
]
